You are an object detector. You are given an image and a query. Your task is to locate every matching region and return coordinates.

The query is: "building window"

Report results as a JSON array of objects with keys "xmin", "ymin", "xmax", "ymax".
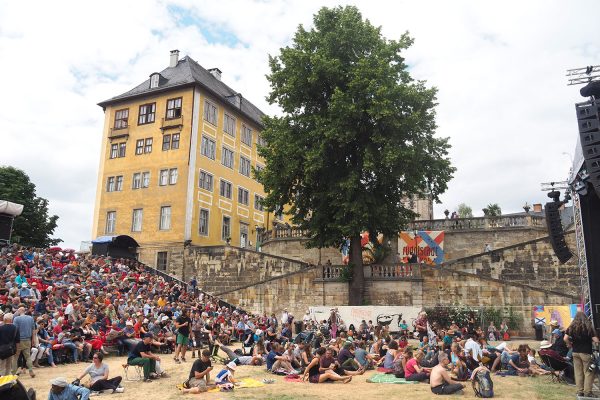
[
  {"xmin": 220, "ymin": 180, "xmax": 232, "ymax": 199},
  {"xmin": 258, "ymin": 134, "xmax": 267, "ymax": 147},
  {"xmin": 222, "ymin": 216, "xmax": 231, "ymax": 240},
  {"xmin": 150, "ymin": 74, "xmax": 160, "ymax": 89},
  {"xmin": 144, "ymin": 138, "xmax": 153, "ymax": 153},
  {"xmin": 254, "ymin": 194, "xmax": 264, "ymax": 211},
  {"xmin": 132, "ymin": 172, "xmax": 141, "ymax": 189},
  {"xmin": 221, "ymin": 147, "xmax": 234, "ymax": 169},
  {"xmin": 238, "ymin": 187, "xmax": 249, "ymax": 205},
  {"xmin": 115, "ymin": 176, "xmax": 123, "ymax": 191},
  {"xmin": 204, "ymin": 100, "xmax": 217, "ymax": 125},
  {"xmin": 224, "ymin": 114, "xmax": 236, "ymax": 137},
  {"xmin": 159, "ymin": 169, "xmax": 168, "ymax": 186},
  {"xmin": 240, "ymin": 223, "xmax": 249, "ymax": 247},
  {"xmin": 159, "ymin": 206, "xmax": 171, "ymax": 230},
  {"xmin": 110, "ymin": 144, "xmax": 118, "ymax": 159},
  {"xmin": 169, "ymin": 168, "xmax": 178, "ymax": 185},
  {"xmin": 162, "ymin": 133, "xmax": 180, "ymax": 151},
  {"xmin": 135, "ymin": 139, "xmax": 144, "ymax": 155},
  {"xmin": 166, "ymin": 97, "xmax": 182, "ymax": 119},
  {"xmin": 199, "ymin": 208, "xmax": 209, "ymax": 236},
  {"xmin": 142, "ymin": 172, "xmax": 150, "ymax": 188},
  {"xmin": 201, "ymin": 136, "xmax": 216, "ymax": 160},
  {"xmin": 239, "ymin": 156, "xmax": 251, "ymax": 177},
  {"xmin": 132, "ymin": 208, "xmax": 143, "ymax": 232},
  {"xmin": 241, "ymin": 125, "xmax": 252, "ymax": 147},
  {"xmin": 138, "ymin": 103, "xmax": 156, "ymax": 124},
  {"xmin": 199, "ymin": 170, "xmax": 213, "ymax": 191},
  {"xmin": 119, "ymin": 142, "xmax": 126, "ymax": 158},
  {"xmin": 156, "ymin": 251, "xmax": 168, "ymax": 271},
  {"xmin": 114, "ymin": 109, "xmax": 129, "ymax": 129},
  {"xmin": 107, "ymin": 176, "xmax": 115, "ymax": 192},
  {"xmin": 105, "ymin": 211, "xmax": 116, "ymax": 234}
]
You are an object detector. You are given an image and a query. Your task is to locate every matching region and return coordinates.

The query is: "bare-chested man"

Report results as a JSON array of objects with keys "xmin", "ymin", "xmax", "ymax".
[{"xmin": 430, "ymin": 353, "xmax": 465, "ymax": 395}]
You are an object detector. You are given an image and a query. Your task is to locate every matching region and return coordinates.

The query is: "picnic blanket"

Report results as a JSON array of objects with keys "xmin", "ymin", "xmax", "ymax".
[
  {"xmin": 376, "ymin": 367, "xmax": 393, "ymax": 373},
  {"xmin": 284, "ymin": 375, "xmax": 303, "ymax": 382},
  {"xmin": 366, "ymin": 374, "xmax": 418, "ymax": 384},
  {"xmin": 207, "ymin": 378, "xmax": 266, "ymax": 392}
]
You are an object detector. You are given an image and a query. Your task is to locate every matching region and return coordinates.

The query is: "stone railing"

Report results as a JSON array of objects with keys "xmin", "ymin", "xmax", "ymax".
[
  {"xmin": 407, "ymin": 215, "xmax": 545, "ymax": 231},
  {"xmin": 258, "ymin": 227, "xmax": 310, "ymax": 243},
  {"xmin": 318, "ymin": 263, "xmax": 421, "ymax": 281}
]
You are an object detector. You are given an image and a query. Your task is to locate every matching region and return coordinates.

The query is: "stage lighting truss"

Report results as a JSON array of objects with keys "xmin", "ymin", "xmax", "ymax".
[
  {"xmin": 573, "ymin": 192, "xmax": 593, "ymax": 324},
  {"xmin": 567, "ymin": 65, "xmax": 600, "ymax": 86}
]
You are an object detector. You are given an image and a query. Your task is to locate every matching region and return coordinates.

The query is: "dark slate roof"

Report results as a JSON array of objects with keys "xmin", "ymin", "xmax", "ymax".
[{"xmin": 98, "ymin": 56, "xmax": 266, "ymax": 127}]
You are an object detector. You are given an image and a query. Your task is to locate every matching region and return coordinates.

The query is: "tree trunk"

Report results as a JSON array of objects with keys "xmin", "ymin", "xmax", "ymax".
[{"xmin": 348, "ymin": 235, "xmax": 364, "ymax": 305}]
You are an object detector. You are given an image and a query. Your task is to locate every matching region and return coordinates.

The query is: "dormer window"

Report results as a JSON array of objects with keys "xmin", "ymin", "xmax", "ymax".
[{"xmin": 150, "ymin": 73, "xmax": 160, "ymax": 89}]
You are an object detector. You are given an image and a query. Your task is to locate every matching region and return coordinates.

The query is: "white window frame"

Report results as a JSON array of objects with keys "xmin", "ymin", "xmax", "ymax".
[
  {"xmin": 199, "ymin": 208, "xmax": 209, "ymax": 236},
  {"xmin": 132, "ymin": 208, "xmax": 143, "ymax": 232},
  {"xmin": 201, "ymin": 136, "xmax": 216, "ymax": 160},
  {"xmin": 239, "ymin": 156, "xmax": 251, "ymax": 177},
  {"xmin": 204, "ymin": 100, "xmax": 217, "ymax": 125},
  {"xmin": 159, "ymin": 169, "xmax": 168, "ymax": 186},
  {"xmin": 254, "ymin": 194, "xmax": 264, "ymax": 211},
  {"xmin": 135, "ymin": 139, "xmax": 144, "ymax": 155},
  {"xmin": 219, "ymin": 179, "xmax": 232, "ymax": 199},
  {"xmin": 169, "ymin": 168, "xmax": 178, "ymax": 185},
  {"xmin": 224, "ymin": 113, "xmax": 236, "ymax": 137},
  {"xmin": 199, "ymin": 170, "xmax": 213, "ymax": 191},
  {"xmin": 238, "ymin": 187, "xmax": 249, "ymax": 206},
  {"xmin": 222, "ymin": 215, "xmax": 231, "ymax": 240},
  {"xmin": 142, "ymin": 171, "xmax": 150, "ymax": 188},
  {"xmin": 150, "ymin": 74, "xmax": 159, "ymax": 89},
  {"xmin": 107, "ymin": 176, "xmax": 115, "ymax": 192},
  {"xmin": 115, "ymin": 175, "xmax": 123, "ymax": 191},
  {"xmin": 159, "ymin": 206, "xmax": 171, "ymax": 230},
  {"xmin": 105, "ymin": 211, "xmax": 116, "ymax": 234},
  {"xmin": 221, "ymin": 146, "xmax": 234, "ymax": 169},
  {"xmin": 241, "ymin": 124, "xmax": 252, "ymax": 147},
  {"xmin": 132, "ymin": 172, "xmax": 141, "ymax": 189}
]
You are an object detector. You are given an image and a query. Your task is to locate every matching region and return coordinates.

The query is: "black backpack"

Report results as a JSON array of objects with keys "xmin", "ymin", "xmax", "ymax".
[{"xmin": 472, "ymin": 369, "xmax": 494, "ymax": 398}]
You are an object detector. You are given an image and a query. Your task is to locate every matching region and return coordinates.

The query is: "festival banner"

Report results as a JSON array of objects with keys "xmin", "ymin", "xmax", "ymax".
[
  {"xmin": 398, "ymin": 230, "xmax": 445, "ymax": 265},
  {"xmin": 532, "ymin": 304, "xmax": 581, "ymax": 328},
  {"xmin": 308, "ymin": 306, "xmax": 421, "ymax": 332}
]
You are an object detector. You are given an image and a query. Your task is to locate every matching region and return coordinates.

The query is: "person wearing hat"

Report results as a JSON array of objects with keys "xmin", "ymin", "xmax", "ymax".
[
  {"xmin": 48, "ymin": 377, "xmax": 91, "ymax": 400},
  {"xmin": 18, "ymin": 282, "xmax": 32, "ymax": 300},
  {"xmin": 214, "ymin": 361, "xmax": 237, "ymax": 386},
  {"xmin": 127, "ymin": 333, "xmax": 159, "ymax": 382}
]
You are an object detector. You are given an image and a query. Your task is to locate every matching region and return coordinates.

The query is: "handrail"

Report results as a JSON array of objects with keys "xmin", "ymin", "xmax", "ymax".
[
  {"xmin": 407, "ymin": 215, "xmax": 546, "ymax": 231},
  {"xmin": 317, "ymin": 263, "xmax": 422, "ymax": 281}
]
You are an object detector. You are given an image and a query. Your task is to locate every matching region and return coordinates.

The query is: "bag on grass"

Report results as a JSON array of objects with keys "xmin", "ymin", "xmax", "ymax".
[{"xmin": 472, "ymin": 369, "xmax": 494, "ymax": 398}]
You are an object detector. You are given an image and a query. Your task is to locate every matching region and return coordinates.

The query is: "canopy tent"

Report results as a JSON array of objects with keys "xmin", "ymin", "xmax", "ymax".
[
  {"xmin": 0, "ymin": 200, "xmax": 24, "ymax": 243},
  {"xmin": 91, "ymin": 235, "xmax": 139, "ymax": 259},
  {"xmin": 0, "ymin": 200, "xmax": 24, "ymax": 217}
]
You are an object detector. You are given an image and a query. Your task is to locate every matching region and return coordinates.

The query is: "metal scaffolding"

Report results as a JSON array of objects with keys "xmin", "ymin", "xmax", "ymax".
[{"xmin": 573, "ymin": 192, "xmax": 593, "ymax": 323}]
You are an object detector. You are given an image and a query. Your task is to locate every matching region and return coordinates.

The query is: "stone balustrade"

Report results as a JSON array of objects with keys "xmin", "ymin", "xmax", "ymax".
[
  {"xmin": 407, "ymin": 215, "xmax": 545, "ymax": 231},
  {"xmin": 317, "ymin": 263, "xmax": 421, "ymax": 281}
]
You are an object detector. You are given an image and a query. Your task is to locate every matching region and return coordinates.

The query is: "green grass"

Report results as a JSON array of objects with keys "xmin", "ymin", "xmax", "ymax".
[{"xmin": 531, "ymin": 378, "xmax": 577, "ymax": 400}]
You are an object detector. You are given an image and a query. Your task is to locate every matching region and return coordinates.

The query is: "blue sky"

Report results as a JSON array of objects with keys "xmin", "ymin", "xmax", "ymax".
[{"xmin": 1, "ymin": 0, "xmax": 599, "ymax": 248}]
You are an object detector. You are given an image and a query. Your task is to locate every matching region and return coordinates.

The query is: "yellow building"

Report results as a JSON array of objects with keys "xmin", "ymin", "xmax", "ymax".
[{"xmin": 92, "ymin": 50, "xmax": 281, "ymax": 270}]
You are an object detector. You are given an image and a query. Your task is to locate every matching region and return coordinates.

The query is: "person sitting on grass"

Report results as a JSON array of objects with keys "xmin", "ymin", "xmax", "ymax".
[
  {"xmin": 74, "ymin": 352, "xmax": 124, "ymax": 394},
  {"xmin": 266, "ymin": 342, "xmax": 297, "ymax": 374},
  {"xmin": 214, "ymin": 361, "xmax": 237, "ymax": 387},
  {"xmin": 337, "ymin": 342, "xmax": 363, "ymax": 372},
  {"xmin": 303, "ymin": 347, "xmax": 352, "ymax": 384},
  {"xmin": 404, "ymin": 350, "xmax": 431, "ymax": 382},
  {"xmin": 526, "ymin": 348, "xmax": 551, "ymax": 375},
  {"xmin": 179, "ymin": 349, "xmax": 215, "ymax": 394},
  {"xmin": 430, "ymin": 352, "xmax": 465, "ymax": 395},
  {"xmin": 506, "ymin": 344, "xmax": 530, "ymax": 376},
  {"xmin": 126, "ymin": 333, "xmax": 160, "ymax": 382},
  {"xmin": 48, "ymin": 377, "xmax": 91, "ymax": 400}
]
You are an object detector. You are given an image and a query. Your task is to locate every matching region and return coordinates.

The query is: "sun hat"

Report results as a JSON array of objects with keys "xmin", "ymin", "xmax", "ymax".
[
  {"xmin": 227, "ymin": 361, "xmax": 237, "ymax": 370},
  {"xmin": 539, "ymin": 340, "xmax": 552, "ymax": 349},
  {"xmin": 50, "ymin": 377, "xmax": 69, "ymax": 387}
]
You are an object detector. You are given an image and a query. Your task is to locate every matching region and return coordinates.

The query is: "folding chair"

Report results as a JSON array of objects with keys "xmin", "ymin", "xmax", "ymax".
[
  {"xmin": 540, "ymin": 353, "xmax": 569, "ymax": 384},
  {"xmin": 122, "ymin": 363, "xmax": 143, "ymax": 381}
]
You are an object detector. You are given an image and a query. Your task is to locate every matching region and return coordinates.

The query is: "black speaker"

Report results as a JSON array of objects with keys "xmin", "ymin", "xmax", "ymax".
[
  {"xmin": 544, "ymin": 202, "xmax": 572, "ymax": 263},
  {"xmin": 0, "ymin": 214, "xmax": 14, "ymax": 243},
  {"xmin": 576, "ymin": 100, "xmax": 600, "ymax": 196}
]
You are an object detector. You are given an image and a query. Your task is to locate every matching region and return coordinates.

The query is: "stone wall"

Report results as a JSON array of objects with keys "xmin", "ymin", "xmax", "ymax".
[
  {"xmin": 261, "ymin": 238, "xmax": 341, "ymax": 265},
  {"xmin": 444, "ymin": 232, "xmax": 579, "ymax": 297},
  {"xmin": 442, "ymin": 227, "xmax": 548, "ymax": 260}
]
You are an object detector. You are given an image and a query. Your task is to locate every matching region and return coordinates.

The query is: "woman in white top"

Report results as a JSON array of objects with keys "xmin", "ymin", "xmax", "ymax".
[{"xmin": 75, "ymin": 352, "xmax": 124, "ymax": 393}]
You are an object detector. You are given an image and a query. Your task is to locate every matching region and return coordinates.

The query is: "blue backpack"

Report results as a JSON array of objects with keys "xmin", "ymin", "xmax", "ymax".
[{"xmin": 472, "ymin": 369, "xmax": 494, "ymax": 398}]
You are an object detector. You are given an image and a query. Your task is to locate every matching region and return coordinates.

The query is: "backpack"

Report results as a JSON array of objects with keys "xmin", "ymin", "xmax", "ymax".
[{"xmin": 472, "ymin": 369, "xmax": 494, "ymax": 398}]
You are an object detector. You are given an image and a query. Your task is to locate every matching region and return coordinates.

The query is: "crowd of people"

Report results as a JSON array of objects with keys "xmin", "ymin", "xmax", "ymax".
[{"xmin": 0, "ymin": 243, "xmax": 598, "ymax": 399}]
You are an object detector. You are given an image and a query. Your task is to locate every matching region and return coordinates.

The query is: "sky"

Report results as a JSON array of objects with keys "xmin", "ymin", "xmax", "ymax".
[{"xmin": 1, "ymin": 0, "xmax": 598, "ymax": 249}]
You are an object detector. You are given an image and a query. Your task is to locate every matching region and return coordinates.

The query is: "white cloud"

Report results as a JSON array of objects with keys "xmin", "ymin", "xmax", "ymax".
[{"xmin": 1, "ymin": 0, "xmax": 598, "ymax": 247}]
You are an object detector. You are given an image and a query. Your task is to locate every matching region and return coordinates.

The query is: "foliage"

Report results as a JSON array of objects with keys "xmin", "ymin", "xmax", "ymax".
[
  {"xmin": 365, "ymin": 240, "xmax": 391, "ymax": 264},
  {"xmin": 482, "ymin": 203, "xmax": 502, "ymax": 217},
  {"xmin": 457, "ymin": 203, "xmax": 473, "ymax": 218},
  {"xmin": 338, "ymin": 264, "xmax": 354, "ymax": 282},
  {"xmin": 425, "ymin": 304, "xmax": 522, "ymax": 331},
  {"xmin": 0, "ymin": 166, "xmax": 61, "ymax": 247},
  {"xmin": 256, "ymin": 6, "xmax": 455, "ymax": 303}
]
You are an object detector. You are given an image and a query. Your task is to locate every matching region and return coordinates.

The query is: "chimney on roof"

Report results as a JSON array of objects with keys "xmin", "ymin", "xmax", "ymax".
[
  {"xmin": 208, "ymin": 68, "xmax": 222, "ymax": 81},
  {"xmin": 170, "ymin": 50, "xmax": 180, "ymax": 68},
  {"xmin": 533, "ymin": 203, "xmax": 542, "ymax": 213}
]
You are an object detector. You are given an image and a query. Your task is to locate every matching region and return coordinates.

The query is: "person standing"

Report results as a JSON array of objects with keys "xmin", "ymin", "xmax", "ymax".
[
  {"xmin": 564, "ymin": 312, "xmax": 599, "ymax": 398},
  {"xmin": 12, "ymin": 307, "xmax": 35, "ymax": 377},
  {"xmin": 174, "ymin": 308, "xmax": 191, "ymax": 363},
  {"xmin": 0, "ymin": 313, "xmax": 19, "ymax": 376}
]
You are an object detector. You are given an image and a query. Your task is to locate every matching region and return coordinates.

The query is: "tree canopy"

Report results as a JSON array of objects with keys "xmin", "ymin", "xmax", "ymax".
[
  {"xmin": 0, "ymin": 166, "xmax": 61, "ymax": 247},
  {"xmin": 457, "ymin": 203, "xmax": 473, "ymax": 218},
  {"xmin": 257, "ymin": 6, "xmax": 454, "ymax": 304},
  {"xmin": 483, "ymin": 203, "xmax": 502, "ymax": 217}
]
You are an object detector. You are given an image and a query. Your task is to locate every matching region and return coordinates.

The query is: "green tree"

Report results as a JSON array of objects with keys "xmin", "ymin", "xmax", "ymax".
[
  {"xmin": 483, "ymin": 203, "xmax": 502, "ymax": 217},
  {"xmin": 257, "ymin": 6, "xmax": 454, "ymax": 305},
  {"xmin": 457, "ymin": 203, "xmax": 473, "ymax": 218},
  {"xmin": 0, "ymin": 166, "xmax": 61, "ymax": 247}
]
